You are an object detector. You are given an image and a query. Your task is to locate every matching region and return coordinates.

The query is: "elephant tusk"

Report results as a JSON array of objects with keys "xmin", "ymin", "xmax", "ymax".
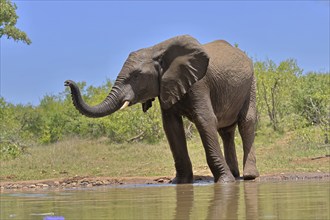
[{"xmin": 120, "ymin": 101, "xmax": 130, "ymax": 110}]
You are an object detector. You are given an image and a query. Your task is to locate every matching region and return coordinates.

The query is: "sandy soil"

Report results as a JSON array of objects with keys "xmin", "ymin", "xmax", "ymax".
[{"xmin": 1, "ymin": 172, "xmax": 329, "ymax": 192}]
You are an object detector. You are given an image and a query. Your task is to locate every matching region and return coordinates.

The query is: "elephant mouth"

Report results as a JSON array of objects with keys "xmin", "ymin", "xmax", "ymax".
[{"xmin": 120, "ymin": 97, "xmax": 151, "ymax": 110}]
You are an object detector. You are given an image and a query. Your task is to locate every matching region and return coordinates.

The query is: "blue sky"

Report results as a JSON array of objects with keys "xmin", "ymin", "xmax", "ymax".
[{"xmin": 1, "ymin": 1, "xmax": 329, "ymax": 105}]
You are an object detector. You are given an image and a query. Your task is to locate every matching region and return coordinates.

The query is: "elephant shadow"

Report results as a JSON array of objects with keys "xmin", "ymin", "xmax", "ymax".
[{"xmin": 174, "ymin": 182, "xmax": 259, "ymax": 220}]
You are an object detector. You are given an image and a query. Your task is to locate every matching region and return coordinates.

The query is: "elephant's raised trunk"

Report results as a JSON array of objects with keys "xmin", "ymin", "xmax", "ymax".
[{"xmin": 64, "ymin": 80, "xmax": 125, "ymax": 118}]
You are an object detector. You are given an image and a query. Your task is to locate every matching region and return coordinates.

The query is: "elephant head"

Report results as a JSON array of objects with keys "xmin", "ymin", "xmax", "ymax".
[{"xmin": 65, "ymin": 35, "xmax": 209, "ymax": 118}]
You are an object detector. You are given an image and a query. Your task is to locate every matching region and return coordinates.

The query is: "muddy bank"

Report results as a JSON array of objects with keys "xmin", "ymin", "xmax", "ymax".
[
  {"xmin": 1, "ymin": 172, "xmax": 329, "ymax": 191},
  {"xmin": 0, "ymin": 176, "xmax": 173, "ymax": 191}
]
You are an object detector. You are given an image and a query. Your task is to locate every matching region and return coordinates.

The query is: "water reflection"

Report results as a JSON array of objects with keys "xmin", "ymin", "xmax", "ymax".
[
  {"xmin": 1, "ymin": 181, "xmax": 329, "ymax": 219},
  {"xmin": 206, "ymin": 183, "xmax": 240, "ymax": 220},
  {"xmin": 243, "ymin": 182, "xmax": 259, "ymax": 220},
  {"xmin": 173, "ymin": 182, "xmax": 259, "ymax": 220},
  {"xmin": 173, "ymin": 181, "xmax": 329, "ymax": 220},
  {"xmin": 174, "ymin": 184, "xmax": 194, "ymax": 220}
]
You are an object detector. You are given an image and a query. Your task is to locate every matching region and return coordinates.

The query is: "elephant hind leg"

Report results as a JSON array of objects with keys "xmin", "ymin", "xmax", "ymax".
[
  {"xmin": 238, "ymin": 105, "xmax": 259, "ymax": 180},
  {"xmin": 219, "ymin": 124, "xmax": 240, "ymax": 178}
]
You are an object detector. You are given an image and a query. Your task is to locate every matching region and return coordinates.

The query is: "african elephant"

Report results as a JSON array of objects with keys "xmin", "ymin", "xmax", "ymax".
[{"xmin": 65, "ymin": 35, "xmax": 259, "ymax": 183}]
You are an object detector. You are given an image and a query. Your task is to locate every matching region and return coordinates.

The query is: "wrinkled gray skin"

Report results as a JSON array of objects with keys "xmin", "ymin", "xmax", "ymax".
[{"xmin": 65, "ymin": 35, "xmax": 259, "ymax": 183}]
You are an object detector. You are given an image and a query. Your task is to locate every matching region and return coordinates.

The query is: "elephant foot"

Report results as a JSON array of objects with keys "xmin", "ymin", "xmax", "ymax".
[
  {"xmin": 171, "ymin": 174, "xmax": 193, "ymax": 184},
  {"xmin": 215, "ymin": 173, "xmax": 235, "ymax": 183},
  {"xmin": 230, "ymin": 169, "xmax": 240, "ymax": 179},
  {"xmin": 243, "ymin": 168, "xmax": 259, "ymax": 180}
]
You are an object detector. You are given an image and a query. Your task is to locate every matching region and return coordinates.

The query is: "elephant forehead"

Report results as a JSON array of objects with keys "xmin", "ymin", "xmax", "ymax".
[{"xmin": 124, "ymin": 50, "xmax": 151, "ymax": 68}]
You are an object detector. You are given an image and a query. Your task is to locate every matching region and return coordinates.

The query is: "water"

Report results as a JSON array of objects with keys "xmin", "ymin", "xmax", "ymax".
[{"xmin": 1, "ymin": 181, "xmax": 329, "ymax": 220}]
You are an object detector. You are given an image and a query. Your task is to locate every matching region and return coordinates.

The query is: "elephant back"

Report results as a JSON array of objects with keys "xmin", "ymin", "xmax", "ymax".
[{"xmin": 203, "ymin": 40, "xmax": 253, "ymax": 86}]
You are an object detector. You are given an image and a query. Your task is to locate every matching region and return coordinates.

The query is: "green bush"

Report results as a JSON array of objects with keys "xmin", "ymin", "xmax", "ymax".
[
  {"xmin": 0, "ymin": 140, "xmax": 23, "ymax": 160},
  {"xmin": 0, "ymin": 60, "xmax": 329, "ymax": 160}
]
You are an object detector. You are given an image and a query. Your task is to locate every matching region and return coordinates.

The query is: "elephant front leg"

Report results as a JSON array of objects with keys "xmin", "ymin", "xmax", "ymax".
[
  {"xmin": 195, "ymin": 115, "xmax": 235, "ymax": 183},
  {"xmin": 162, "ymin": 110, "xmax": 193, "ymax": 184}
]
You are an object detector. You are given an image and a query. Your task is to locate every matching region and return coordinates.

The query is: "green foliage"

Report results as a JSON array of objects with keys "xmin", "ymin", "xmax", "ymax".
[
  {"xmin": 255, "ymin": 60, "xmax": 329, "ymax": 144},
  {"xmin": 292, "ymin": 73, "xmax": 329, "ymax": 126},
  {"xmin": 0, "ymin": 97, "xmax": 32, "ymax": 159},
  {"xmin": 1, "ymin": 59, "xmax": 329, "ymax": 160},
  {"xmin": 292, "ymin": 72, "xmax": 330, "ymax": 144},
  {"xmin": 2, "ymin": 79, "xmax": 163, "ymax": 147},
  {"xmin": 0, "ymin": 139, "xmax": 23, "ymax": 160},
  {"xmin": 0, "ymin": 0, "xmax": 31, "ymax": 44},
  {"xmin": 254, "ymin": 59, "xmax": 302, "ymax": 131}
]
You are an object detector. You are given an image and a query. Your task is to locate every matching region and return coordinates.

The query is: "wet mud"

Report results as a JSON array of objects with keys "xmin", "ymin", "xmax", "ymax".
[{"xmin": 1, "ymin": 172, "xmax": 329, "ymax": 191}]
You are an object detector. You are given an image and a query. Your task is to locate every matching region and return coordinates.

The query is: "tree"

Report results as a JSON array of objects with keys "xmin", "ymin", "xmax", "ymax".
[
  {"xmin": 292, "ymin": 72, "xmax": 330, "ymax": 144},
  {"xmin": 255, "ymin": 59, "xmax": 302, "ymax": 131},
  {"xmin": 0, "ymin": 0, "xmax": 31, "ymax": 44}
]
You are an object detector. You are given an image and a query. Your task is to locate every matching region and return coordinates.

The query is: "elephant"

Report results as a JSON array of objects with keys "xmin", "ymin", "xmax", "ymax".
[{"xmin": 65, "ymin": 35, "xmax": 259, "ymax": 183}]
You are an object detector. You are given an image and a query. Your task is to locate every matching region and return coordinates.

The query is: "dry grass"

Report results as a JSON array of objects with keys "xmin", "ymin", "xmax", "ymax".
[{"xmin": 0, "ymin": 132, "xmax": 329, "ymax": 182}]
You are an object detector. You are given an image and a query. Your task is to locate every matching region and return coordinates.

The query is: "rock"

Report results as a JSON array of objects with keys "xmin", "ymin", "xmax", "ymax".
[
  {"xmin": 102, "ymin": 180, "xmax": 110, "ymax": 185},
  {"xmin": 11, "ymin": 184, "xmax": 18, "ymax": 189},
  {"xmin": 80, "ymin": 181, "xmax": 89, "ymax": 186},
  {"xmin": 157, "ymin": 178, "xmax": 165, "ymax": 183},
  {"xmin": 92, "ymin": 181, "xmax": 103, "ymax": 186}
]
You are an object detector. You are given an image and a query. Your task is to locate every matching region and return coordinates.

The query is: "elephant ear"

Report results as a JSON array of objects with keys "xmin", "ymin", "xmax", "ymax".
[{"xmin": 159, "ymin": 35, "xmax": 209, "ymax": 109}]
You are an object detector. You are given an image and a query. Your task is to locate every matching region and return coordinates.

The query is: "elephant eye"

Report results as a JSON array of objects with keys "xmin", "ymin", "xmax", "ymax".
[
  {"xmin": 131, "ymin": 71, "xmax": 140, "ymax": 80},
  {"xmin": 153, "ymin": 60, "xmax": 163, "ymax": 74},
  {"xmin": 159, "ymin": 59, "xmax": 164, "ymax": 67}
]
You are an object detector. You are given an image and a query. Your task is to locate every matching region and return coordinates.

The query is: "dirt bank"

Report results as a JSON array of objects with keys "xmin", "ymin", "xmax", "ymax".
[{"xmin": 1, "ymin": 172, "xmax": 329, "ymax": 192}]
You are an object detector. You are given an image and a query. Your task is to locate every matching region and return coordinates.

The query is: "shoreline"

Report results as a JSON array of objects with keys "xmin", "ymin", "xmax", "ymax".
[{"xmin": 1, "ymin": 172, "xmax": 329, "ymax": 192}]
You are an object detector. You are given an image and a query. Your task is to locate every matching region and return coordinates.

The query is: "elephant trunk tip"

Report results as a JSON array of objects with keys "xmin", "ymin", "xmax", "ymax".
[{"xmin": 64, "ymin": 80, "xmax": 75, "ymax": 87}]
